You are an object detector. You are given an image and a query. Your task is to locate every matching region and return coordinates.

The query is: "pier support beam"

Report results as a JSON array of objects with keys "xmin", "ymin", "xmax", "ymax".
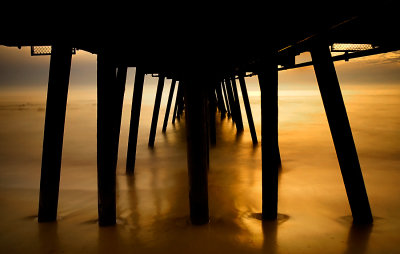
[
  {"xmin": 184, "ymin": 75, "xmax": 209, "ymax": 225},
  {"xmin": 126, "ymin": 68, "xmax": 145, "ymax": 174},
  {"xmin": 238, "ymin": 74, "xmax": 258, "ymax": 144},
  {"xmin": 215, "ymin": 82, "xmax": 227, "ymax": 116},
  {"xmin": 97, "ymin": 53, "xmax": 125, "ymax": 226},
  {"xmin": 258, "ymin": 60, "xmax": 280, "ymax": 220},
  {"xmin": 148, "ymin": 75, "xmax": 165, "ymax": 147},
  {"xmin": 38, "ymin": 44, "xmax": 72, "ymax": 222},
  {"xmin": 225, "ymin": 78, "xmax": 236, "ymax": 123},
  {"xmin": 208, "ymin": 82, "xmax": 217, "ymax": 145},
  {"xmin": 172, "ymin": 82, "xmax": 181, "ymax": 124},
  {"xmin": 222, "ymin": 80, "xmax": 231, "ymax": 117},
  {"xmin": 176, "ymin": 83, "xmax": 185, "ymax": 120},
  {"xmin": 231, "ymin": 76, "xmax": 244, "ymax": 132},
  {"xmin": 311, "ymin": 43, "xmax": 373, "ymax": 224},
  {"xmin": 116, "ymin": 66, "xmax": 127, "ymax": 123},
  {"xmin": 162, "ymin": 79, "xmax": 177, "ymax": 132}
]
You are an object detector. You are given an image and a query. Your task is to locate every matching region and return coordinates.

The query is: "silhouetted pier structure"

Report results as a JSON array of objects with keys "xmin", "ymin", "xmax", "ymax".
[{"xmin": 1, "ymin": 2, "xmax": 399, "ymax": 226}]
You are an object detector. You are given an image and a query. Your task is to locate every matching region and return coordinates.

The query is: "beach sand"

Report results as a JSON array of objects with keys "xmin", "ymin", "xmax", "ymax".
[{"xmin": 1, "ymin": 81, "xmax": 400, "ymax": 253}]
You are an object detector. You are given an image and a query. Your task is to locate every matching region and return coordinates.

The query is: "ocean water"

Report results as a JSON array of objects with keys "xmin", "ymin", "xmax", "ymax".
[{"xmin": 1, "ymin": 79, "xmax": 400, "ymax": 253}]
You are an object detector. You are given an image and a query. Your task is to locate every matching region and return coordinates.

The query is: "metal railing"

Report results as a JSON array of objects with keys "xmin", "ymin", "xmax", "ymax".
[{"xmin": 31, "ymin": 46, "xmax": 76, "ymax": 56}]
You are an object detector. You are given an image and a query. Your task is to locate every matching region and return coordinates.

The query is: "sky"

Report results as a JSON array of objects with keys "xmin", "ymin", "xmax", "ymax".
[{"xmin": 0, "ymin": 45, "xmax": 399, "ymax": 97}]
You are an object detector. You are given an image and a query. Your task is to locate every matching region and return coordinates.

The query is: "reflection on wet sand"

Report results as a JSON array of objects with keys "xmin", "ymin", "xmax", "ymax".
[
  {"xmin": 1, "ymin": 83, "xmax": 400, "ymax": 253},
  {"xmin": 344, "ymin": 223, "xmax": 373, "ymax": 254},
  {"xmin": 262, "ymin": 214, "xmax": 290, "ymax": 254},
  {"xmin": 38, "ymin": 222, "xmax": 59, "ymax": 253}
]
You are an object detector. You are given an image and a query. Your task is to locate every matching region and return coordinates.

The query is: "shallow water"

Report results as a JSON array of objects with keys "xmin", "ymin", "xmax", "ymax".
[{"xmin": 1, "ymin": 81, "xmax": 400, "ymax": 253}]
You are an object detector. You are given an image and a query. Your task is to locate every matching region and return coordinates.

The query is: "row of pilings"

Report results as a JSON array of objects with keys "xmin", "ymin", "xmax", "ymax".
[{"xmin": 37, "ymin": 43, "xmax": 373, "ymax": 227}]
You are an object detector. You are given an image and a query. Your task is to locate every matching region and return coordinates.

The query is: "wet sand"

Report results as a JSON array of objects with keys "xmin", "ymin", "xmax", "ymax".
[{"xmin": 1, "ymin": 81, "xmax": 400, "ymax": 253}]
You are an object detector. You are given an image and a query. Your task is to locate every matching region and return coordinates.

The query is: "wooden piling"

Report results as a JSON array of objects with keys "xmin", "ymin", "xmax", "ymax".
[
  {"xmin": 148, "ymin": 75, "xmax": 165, "ymax": 147},
  {"xmin": 172, "ymin": 82, "xmax": 181, "ymax": 124},
  {"xmin": 231, "ymin": 76, "xmax": 244, "ymax": 132},
  {"xmin": 221, "ymin": 80, "xmax": 232, "ymax": 117},
  {"xmin": 215, "ymin": 83, "xmax": 227, "ymax": 116},
  {"xmin": 126, "ymin": 68, "xmax": 145, "ymax": 174},
  {"xmin": 97, "ymin": 52, "xmax": 125, "ymax": 226},
  {"xmin": 176, "ymin": 84, "xmax": 185, "ymax": 120},
  {"xmin": 162, "ymin": 79, "xmax": 177, "ymax": 132},
  {"xmin": 208, "ymin": 83, "xmax": 217, "ymax": 145},
  {"xmin": 225, "ymin": 78, "xmax": 236, "ymax": 122},
  {"xmin": 116, "ymin": 66, "xmax": 127, "ymax": 125},
  {"xmin": 238, "ymin": 74, "xmax": 258, "ymax": 144},
  {"xmin": 38, "ymin": 44, "xmax": 72, "ymax": 222},
  {"xmin": 258, "ymin": 60, "xmax": 280, "ymax": 220},
  {"xmin": 184, "ymin": 75, "xmax": 209, "ymax": 225},
  {"xmin": 311, "ymin": 43, "xmax": 373, "ymax": 224}
]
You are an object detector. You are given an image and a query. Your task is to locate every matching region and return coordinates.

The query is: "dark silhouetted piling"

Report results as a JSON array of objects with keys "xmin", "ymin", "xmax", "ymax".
[
  {"xmin": 231, "ymin": 76, "xmax": 244, "ymax": 132},
  {"xmin": 38, "ymin": 44, "xmax": 72, "ymax": 222},
  {"xmin": 148, "ymin": 75, "xmax": 165, "ymax": 147},
  {"xmin": 208, "ymin": 83, "xmax": 217, "ymax": 145},
  {"xmin": 176, "ymin": 84, "xmax": 185, "ymax": 120},
  {"xmin": 215, "ymin": 83, "xmax": 227, "ymax": 116},
  {"xmin": 221, "ymin": 80, "xmax": 231, "ymax": 117},
  {"xmin": 258, "ymin": 60, "xmax": 280, "ymax": 220},
  {"xmin": 225, "ymin": 78, "xmax": 236, "ymax": 122},
  {"xmin": 311, "ymin": 43, "xmax": 373, "ymax": 224},
  {"xmin": 172, "ymin": 82, "xmax": 181, "ymax": 124},
  {"xmin": 184, "ymin": 75, "xmax": 209, "ymax": 225},
  {"xmin": 238, "ymin": 74, "xmax": 258, "ymax": 144},
  {"xmin": 126, "ymin": 68, "xmax": 145, "ymax": 174},
  {"xmin": 162, "ymin": 79, "xmax": 177, "ymax": 132},
  {"xmin": 172, "ymin": 82, "xmax": 184, "ymax": 123},
  {"xmin": 116, "ymin": 66, "xmax": 127, "ymax": 124},
  {"xmin": 97, "ymin": 52, "xmax": 125, "ymax": 226}
]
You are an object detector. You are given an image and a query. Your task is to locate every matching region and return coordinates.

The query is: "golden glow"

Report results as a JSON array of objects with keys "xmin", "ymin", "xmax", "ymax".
[
  {"xmin": 1, "ymin": 82, "xmax": 400, "ymax": 252},
  {"xmin": 1, "ymin": 46, "xmax": 400, "ymax": 253}
]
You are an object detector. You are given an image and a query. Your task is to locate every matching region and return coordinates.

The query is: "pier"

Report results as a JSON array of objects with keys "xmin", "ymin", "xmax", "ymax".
[{"xmin": 1, "ymin": 2, "xmax": 399, "ymax": 228}]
